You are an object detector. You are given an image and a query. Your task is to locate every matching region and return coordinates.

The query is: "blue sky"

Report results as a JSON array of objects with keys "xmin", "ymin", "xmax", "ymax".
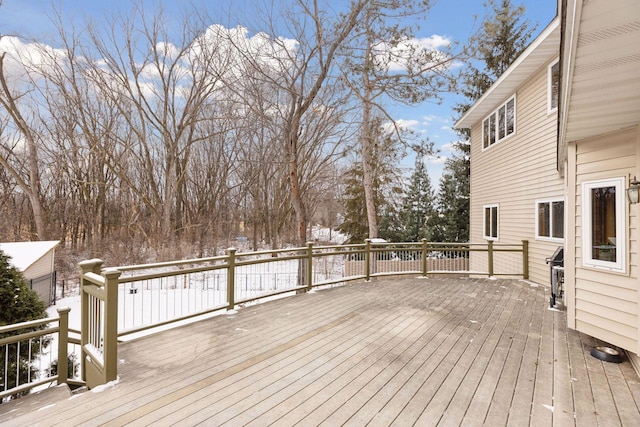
[{"xmin": 0, "ymin": 0, "xmax": 558, "ymax": 184}]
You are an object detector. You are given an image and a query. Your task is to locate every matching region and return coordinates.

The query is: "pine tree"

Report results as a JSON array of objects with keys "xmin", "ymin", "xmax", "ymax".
[
  {"xmin": 457, "ymin": 0, "xmax": 536, "ymax": 111},
  {"xmin": 336, "ymin": 163, "xmax": 370, "ymax": 244},
  {"xmin": 378, "ymin": 199, "xmax": 404, "ymax": 243},
  {"xmin": 435, "ymin": 143, "xmax": 470, "ymax": 242},
  {"xmin": 337, "ymin": 119, "xmax": 404, "ymax": 244},
  {"xmin": 0, "ymin": 249, "xmax": 49, "ymax": 401},
  {"xmin": 397, "ymin": 155, "xmax": 437, "ymax": 242}
]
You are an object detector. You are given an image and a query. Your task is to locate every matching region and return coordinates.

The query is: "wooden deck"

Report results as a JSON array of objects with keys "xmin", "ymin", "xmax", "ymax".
[{"xmin": 3, "ymin": 277, "xmax": 640, "ymax": 426}]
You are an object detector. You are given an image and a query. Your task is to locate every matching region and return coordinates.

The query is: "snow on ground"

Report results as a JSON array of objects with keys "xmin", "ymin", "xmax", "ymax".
[{"xmin": 311, "ymin": 225, "xmax": 347, "ymax": 244}]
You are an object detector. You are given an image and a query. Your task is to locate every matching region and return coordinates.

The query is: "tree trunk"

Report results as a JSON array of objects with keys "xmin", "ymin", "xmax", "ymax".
[
  {"xmin": 288, "ymin": 118, "xmax": 307, "ymax": 245},
  {"xmin": 0, "ymin": 53, "xmax": 48, "ymax": 240},
  {"xmin": 360, "ymin": 76, "xmax": 378, "ymax": 239}
]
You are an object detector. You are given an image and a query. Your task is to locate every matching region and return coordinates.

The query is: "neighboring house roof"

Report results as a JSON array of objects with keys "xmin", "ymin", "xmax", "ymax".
[
  {"xmin": 559, "ymin": 0, "xmax": 640, "ymax": 146},
  {"xmin": 455, "ymin": 17, "xmax": 560, "ymax": 130},
  {"xmin": 0, "ymin": 241, "xmax": 60, "ymax": 272}
]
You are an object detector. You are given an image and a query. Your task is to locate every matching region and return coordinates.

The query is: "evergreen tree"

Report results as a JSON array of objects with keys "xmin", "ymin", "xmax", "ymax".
[
  {"xmin": 397, "ymin": 155, "xmax": 437, "ymax": 242},
  {"xmin": 435, "ymin": 142, "xmax": 470, "ymax": 242},
  {"xmin": 336, "ymin": 163, "xmax": 371, "ymax": 244},
  {"xmin": 0, "ymin": 249, "xmax": 48, "ymax": 401},
  {"xmin": 337, "ymin": 119, "xmax": 403, "ymax": 244},
  {"xmin": 378, "ymin": 199, "xmax": 404, "ymax": 243},
  {"xmin": 457, "ymin": 0, "xmax": 536, "ymax": 113}
]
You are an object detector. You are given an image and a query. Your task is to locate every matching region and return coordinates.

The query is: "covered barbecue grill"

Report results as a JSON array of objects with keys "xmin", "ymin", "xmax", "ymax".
[{"xmin": 545, "ymin": 247, "xmax": 564, "ymax": 307}]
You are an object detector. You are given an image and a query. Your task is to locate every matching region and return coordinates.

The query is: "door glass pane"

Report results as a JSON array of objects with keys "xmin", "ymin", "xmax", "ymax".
[{"xmin": 591, "ymin": 186, "xmax": 616, "ymax": 262}]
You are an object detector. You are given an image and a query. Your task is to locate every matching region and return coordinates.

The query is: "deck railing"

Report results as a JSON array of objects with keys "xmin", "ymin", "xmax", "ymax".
[
  {"xmin": 0, "ymin": 308, "xmax": 80, "ymax": 402},
  {"xmin": 79, "ymin": 239, "xmax": 528, "ymax": 388}
]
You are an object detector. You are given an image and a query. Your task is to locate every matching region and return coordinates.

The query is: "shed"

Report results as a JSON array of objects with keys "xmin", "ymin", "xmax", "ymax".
[{"xmin": 0, "ymin": 240, "xmax": 60, "ymax": 305}]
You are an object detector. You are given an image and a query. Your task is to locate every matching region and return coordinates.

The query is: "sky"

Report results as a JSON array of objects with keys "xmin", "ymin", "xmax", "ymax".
[{"xmin": 0, "ymin": 0, "xmax": 558, "ymax": 185}]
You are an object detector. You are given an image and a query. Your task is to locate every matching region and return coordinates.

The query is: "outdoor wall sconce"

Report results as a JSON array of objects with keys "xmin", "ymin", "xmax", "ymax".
[{"xmin": 627, "ymin": 176, "xmax": 640, "ymax": 204}]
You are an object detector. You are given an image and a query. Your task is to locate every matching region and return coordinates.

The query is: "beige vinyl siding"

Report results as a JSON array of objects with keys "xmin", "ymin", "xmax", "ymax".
[
  {"xmin": 470, "ymin": 59, "xmax": 564, "ymax": 285},
  {"xmin": 23, "ymin": 251, "xmax": 55, "ymax": 281},
  {"xmin": 569, "ymin": 126, "xmax": 638, "ymax": 353}
]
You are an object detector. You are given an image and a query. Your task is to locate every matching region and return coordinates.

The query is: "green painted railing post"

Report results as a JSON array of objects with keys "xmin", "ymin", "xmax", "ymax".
[
  {"xmin": 79, "ymin": 258, "xmax": 103, "ymax": 383},
  {"xmin": 522, "ymin": 240, "xmax": 529, "ymax": 279},
  {"xmin": 227, "ymin": 248, "xmax": 236, "ymax": 310},
  {"xmin": 306, "ymin": 242, "xmax": 314, "ymax": 291},
  {"xmin": 102, "ymin": 268, "xmax": 121, "ymax": 384},
  {"xmin": 488, "ymin": 240, "xmax": 494, "ymax": 277},
  {"xmin": 56, "ymin": 307, "xmax": 70, "ymax": 384},
  {"xmin": 365, "ymin": 239, "xmax": 371, "ymax": 281},
  {"xmin": 421, "ymin": 239, "xmax": 428, "ymax": 276}
]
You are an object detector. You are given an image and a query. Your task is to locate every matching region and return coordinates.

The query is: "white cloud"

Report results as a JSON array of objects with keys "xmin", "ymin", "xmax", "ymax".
[
  {"xmin": 0, "ymin": 36, "xmax": 65, "ymax": 79},
  {"xmin": 415, "ymin": 34, "xmax": 451, "ymax": 50},
  {"xmin": 189, "ymin": 24, "xmax": 298, "ymax": 81},
  {"xmin": 426, "ymin": 154, "xmax": 448, "ymax": 165},
  {"xmin": 155, "ymin": 42, "xmax": 180, "ymax": 60},
  {"xmin": 373, "ymin": 34, "xmax": 452, "ymax": 72},
  {"xmin": 421, "ymin": 114, "xmax": 437, "ymax": 127},
  {"xmin": 395, "ymin": 119, "xmax": 420, "ymax": 130}
]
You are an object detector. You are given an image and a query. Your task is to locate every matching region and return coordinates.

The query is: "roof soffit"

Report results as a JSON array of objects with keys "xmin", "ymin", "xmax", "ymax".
[{"xmin": 561, "ymin": 0, "xmax": 640, "ymax": 143}]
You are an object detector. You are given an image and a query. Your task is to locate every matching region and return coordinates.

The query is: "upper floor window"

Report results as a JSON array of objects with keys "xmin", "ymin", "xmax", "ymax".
[
  {"xmin": 548, "ymin": 59, "xmax": 559, "ymax": 113},
  {"xmin": 482, "ymin": 96, "xmax": 516, "ymax": 149},
  {"xmin": 536, "ymin": 199, "xmax": 564, "ymax": 241}
]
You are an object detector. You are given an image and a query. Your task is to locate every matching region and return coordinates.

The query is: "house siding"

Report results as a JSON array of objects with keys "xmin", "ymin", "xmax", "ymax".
[
  {"xmin": 470, "ymin": 59, "xmax": 565, "ymax": 285},
  {"xmin": 23, "ymin": 251, "xmax": 55, "ymax": 281},
  {"xmin": 567, "ymin": 126, "xmax": 639, "ymax": 353}
]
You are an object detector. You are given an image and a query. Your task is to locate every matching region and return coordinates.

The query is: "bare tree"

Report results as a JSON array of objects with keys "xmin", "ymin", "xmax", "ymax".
[
  {"xmin": 83, "ymin": 5, "xmax": 232, "ymax": 258},
  {"xmin": 219, "ymin": 0, "xmax": 369, "ymax": 245},
  {"xmin": 29, "ymin": 18, "xmax": 125, "ymax": 253},
  {"xmin": 0, "ymin": 48, "xmax": 48, "ymax": 239},
  {"xmin": 340, "ymin": 0, "xmax": 456, "ymax": 238}
]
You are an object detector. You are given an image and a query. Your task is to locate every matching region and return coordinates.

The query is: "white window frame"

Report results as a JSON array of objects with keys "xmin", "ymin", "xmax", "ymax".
[
  {"xmin": 535, "ymin": 198, "xmax": 565, "ymax": 242},
  {"xmin": 581, "ymin": 177, "xmax": 626, "ymax": 272},
  {"xmin": 483, "ymin": 204, "xmax": 499, "ymax": 240},
  {"xmin": 547, "ymin": 59, "xmax": 559, "ymax": 114},
  {"xmin": 482, "ymin": 95, "xmax": 516, "ymax": 150}
]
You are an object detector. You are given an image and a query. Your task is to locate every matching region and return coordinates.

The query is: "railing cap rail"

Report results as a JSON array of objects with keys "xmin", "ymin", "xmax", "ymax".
[
  {"xmin": 0, "ymin": 314, "xmax": 61, "ymax": 334},
  {"xmin": 114, "ymin": 255, "xmax": 228, "ymax": 272}
]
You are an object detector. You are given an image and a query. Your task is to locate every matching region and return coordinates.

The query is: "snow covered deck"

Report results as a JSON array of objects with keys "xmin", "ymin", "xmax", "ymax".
[{"xmin": 4, "ymin": 277, "xmax": 640, "ymax": 425}]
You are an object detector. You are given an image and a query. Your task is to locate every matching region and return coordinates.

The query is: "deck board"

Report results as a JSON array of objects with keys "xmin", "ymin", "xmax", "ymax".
[
  {"xmin": 584, "ymin": 336, "xmax": 623, "ymax": 425},
  {"xmin": 529, "ymin": 297, "xmax": 554, "ymax": 426},
  {"xmin": 551, "ymin": 307, "xmax": 576, "ymax": 427},
  {"xmin": 420, "ymin": 283, "xmax": 523, "ymax": 426},
  {"xmin": 566, "ymin": 331, "xmax": 598, "ymax": 425},
  {"xmin": 2, "ymin": 277, "xmax": 639, "ymax": 427}
]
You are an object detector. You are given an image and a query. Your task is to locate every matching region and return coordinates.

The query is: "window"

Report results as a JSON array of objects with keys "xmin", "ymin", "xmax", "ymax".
[
  {"xmin": 483, "ymin": 205, "xmax": 499, "ymax": 240},
  {"xmin": 548, "ymin": 59, "xmax": 559, "ymax": 113},
  {"xmin": 482, "ymin": 95, "xmax": 516, "ymax": 149},
  {"xmin": 582, "ymin": 178, "xmax": 626, "ymax": 272},
  {"xmin": 536, "ymin": 199, "xmax": 564, "ymax": 241}
]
